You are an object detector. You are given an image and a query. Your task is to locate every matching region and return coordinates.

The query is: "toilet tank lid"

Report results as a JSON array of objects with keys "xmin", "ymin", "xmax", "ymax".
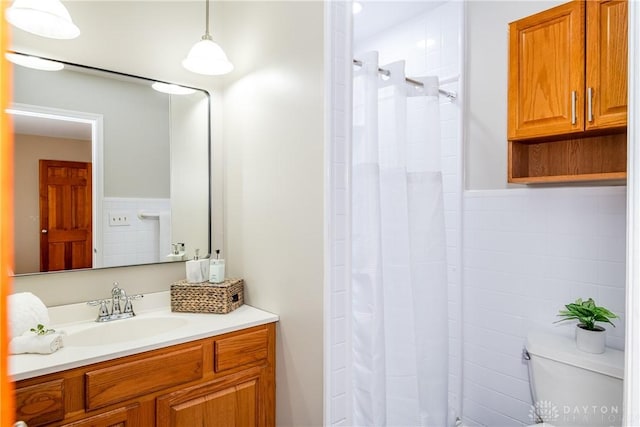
[{"xmin": 526, "ymin": 331, "xmax": 624, "ymax": 380}]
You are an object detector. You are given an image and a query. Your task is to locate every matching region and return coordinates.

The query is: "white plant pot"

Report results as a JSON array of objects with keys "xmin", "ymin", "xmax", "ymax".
[{"xmin": 575, "ymin": 324, "xmax": 606, "ymax": 354}]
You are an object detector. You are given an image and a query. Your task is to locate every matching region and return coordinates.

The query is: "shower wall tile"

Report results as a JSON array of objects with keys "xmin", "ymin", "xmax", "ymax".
[
  {"xmin": 462, "ymin": 186, "xmax": 626, "ymax": 426},
  {"xmin": 327, "ymin": 1, "xmax": 352, "ymax": 425}
]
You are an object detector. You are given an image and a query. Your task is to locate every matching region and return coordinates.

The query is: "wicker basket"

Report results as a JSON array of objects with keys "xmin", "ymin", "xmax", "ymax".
[{"xmin": 170, "ymin": 278, "xmax": 244, "ymax": 314}]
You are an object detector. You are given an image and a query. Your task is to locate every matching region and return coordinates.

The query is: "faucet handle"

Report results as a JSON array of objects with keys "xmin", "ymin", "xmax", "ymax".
[
  {"xmin": 123, "ymin": 294, "xmax": 143, "ymax": 315},
  {"xmin": 87, "ymin": 299, "xmax": 110, "ymax": 320}
]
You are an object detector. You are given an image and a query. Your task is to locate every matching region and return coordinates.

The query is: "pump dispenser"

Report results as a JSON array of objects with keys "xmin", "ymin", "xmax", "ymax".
[
  {"xmin": 209, "ymin": 249, "xmax": 225, "ymax": 283},
  {"xmin": 186, "ymin": 249, "xmax": 209, "ymax": 283}
]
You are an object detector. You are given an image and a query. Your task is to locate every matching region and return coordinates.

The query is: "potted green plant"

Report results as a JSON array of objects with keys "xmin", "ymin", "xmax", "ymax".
[{"xmin": 555, "ymin": 298, "xmax": 618, "ymax": 354}]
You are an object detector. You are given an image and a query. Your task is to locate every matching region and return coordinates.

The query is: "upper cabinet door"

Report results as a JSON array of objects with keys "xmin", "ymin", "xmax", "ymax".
[
  {"xmin": 586, "ymin": 0, "xmax": 628, "ymax": 130},
  {"xmin": 508, "ymin": 1, "xmax": 585, "ymax": 140}
]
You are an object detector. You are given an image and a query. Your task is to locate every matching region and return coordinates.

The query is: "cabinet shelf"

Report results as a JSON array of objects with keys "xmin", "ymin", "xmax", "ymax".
[
  {"xmin": 509, "ymin": 172, "xmax": 626, "ymax": 185},
  {"xmin": 509, "ymin": 132, "xmax": 627, "ymax": 184}
]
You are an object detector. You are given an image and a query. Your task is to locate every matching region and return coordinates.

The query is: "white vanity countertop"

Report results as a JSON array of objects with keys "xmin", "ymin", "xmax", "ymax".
[{"xmin": 9, "ymin": 291, "xmax": 279, "ymax": 381}]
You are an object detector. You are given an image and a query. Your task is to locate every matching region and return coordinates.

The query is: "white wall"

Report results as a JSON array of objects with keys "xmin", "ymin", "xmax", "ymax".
[
  {"xmin": 12, "ymin": 66, "xmax": 171, "ymax": 198},
  {"xmin": 11, "ymin": 3, "xmax": 326, "ymax": 427},
  {"xmin": 219, "ymin": 2, "xmax": 325, "ymax": 426},
  {"xmin": 462, "ymin": 187, "xmax": 627, "ymax": 426},
  {"xmin": 465, "ymin": 1, "xmax": 563, "ymax": 190}
]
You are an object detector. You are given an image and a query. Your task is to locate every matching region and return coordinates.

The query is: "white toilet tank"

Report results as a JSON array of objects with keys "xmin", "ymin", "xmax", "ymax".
[{"xmin": 526, "ymin": 331, "xmax": 624, "ymax": 427}]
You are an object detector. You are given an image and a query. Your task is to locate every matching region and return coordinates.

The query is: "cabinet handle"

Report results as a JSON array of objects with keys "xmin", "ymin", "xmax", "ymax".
[
  {"xmin": 571, "ymin": 90, "xmax": 577, "ymax": 125},
  {"xmin": 587, "ymin": 87, "xmax": 594, "ymax": 122}
]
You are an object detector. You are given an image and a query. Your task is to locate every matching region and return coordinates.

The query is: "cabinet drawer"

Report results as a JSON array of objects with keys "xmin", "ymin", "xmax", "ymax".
[
  {"xmin": 86, "ymin": 344, "xmax": 203, "ymax": 410},
  {"xmin": 15, "ymin": 378, "xmax": 64, "ymax": 426},
  {"xmin": 214, "ymin": 327, "xmax": 269, "ymax": 373},
  {"xmin": 61, "ymin": 404, "xmax": 138, "ymax": 426}
]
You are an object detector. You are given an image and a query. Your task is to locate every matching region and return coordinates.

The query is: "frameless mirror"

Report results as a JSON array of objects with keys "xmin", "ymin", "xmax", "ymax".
[{"xmin": 9, "ymin": 53, "xmax": 210, "ymax": 275}]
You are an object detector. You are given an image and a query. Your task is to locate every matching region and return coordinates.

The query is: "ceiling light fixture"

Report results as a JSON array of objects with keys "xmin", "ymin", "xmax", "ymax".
[
  {"xmin": 352, "ymin": 2, "xmax": 363, "ymax": 15},
  {"xmin": 5, "ymin": 53, "xmax": 64, "ymax": 71},
  {"xmin": 5, "ymin": 0, "xmax": 80, "ymax": 39},
  {"xmin": 151, "ymin": 82, "xmax": 197, "ymax": 95},
  {"xmin": 182, "ymin": 0, "xmax": 233, "ymax": 76}
]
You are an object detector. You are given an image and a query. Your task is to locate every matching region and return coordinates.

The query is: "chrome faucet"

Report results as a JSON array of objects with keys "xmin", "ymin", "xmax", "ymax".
[{"xmin": 87, "ymin": 282, "xmax": 143, "ymax": 322}]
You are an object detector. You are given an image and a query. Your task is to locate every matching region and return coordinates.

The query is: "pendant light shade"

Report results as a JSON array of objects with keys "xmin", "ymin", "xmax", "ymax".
[
  {"xmin": 6, "ymin": 0, "xmax": 80, "ymax": 39},
  {"xmin": 182, "ymin": 0, "xmax": 232, "ymax": 75},
  {"xmin": 182, "ymin": 36, "xmax": 233, "ymax": 75}
]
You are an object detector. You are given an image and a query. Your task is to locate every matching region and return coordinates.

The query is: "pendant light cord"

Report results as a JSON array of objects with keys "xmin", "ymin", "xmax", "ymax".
[{"xmin": 203, "ymin": 0, "xmax": 212, "ymax": 40}]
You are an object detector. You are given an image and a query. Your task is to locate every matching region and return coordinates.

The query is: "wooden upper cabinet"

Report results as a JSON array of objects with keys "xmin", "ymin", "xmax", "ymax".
[
  {"xmin": 507, "ymin": 0, "xmax": 628, "ymax": 184},
  {"xmin": 508, "ymin": 1, "xmax": 585, "ymax": 140},
  {"xmin": 508, "ymin": 0, "xmax": 627, "ymax": 141},
  {"xmin": 586, "ymin": 0, "xmax": 628, "ymax": 129}
]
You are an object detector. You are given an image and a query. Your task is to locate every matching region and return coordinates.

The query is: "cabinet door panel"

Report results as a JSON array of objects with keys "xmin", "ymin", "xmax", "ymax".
[
  {"xmin": 586, "ymin": 0, "xmax": 628, "ymax": 129},
  {"xmin": 15, "ymin": 378, "xmax": 65, "ymax": 427},
  {"xmin": 159, "ymin": 378, "xmax": 259, "ymax": 427},
  {"xmin": 508, "ymin": 1, "xmax": 585, "ymax": 139}
]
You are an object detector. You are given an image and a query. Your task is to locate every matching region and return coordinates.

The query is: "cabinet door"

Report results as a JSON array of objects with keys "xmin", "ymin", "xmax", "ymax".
[
  {"xmin": 157, "ymin": 378, "xmax": 259, "ymax": 427},
  {"xmin": 586, "ymin": 0, "xmax": 628, "ymax": 129},
  {"xmin": 508, "ymin": 1, "xmax": 585, "ymax": 140}
]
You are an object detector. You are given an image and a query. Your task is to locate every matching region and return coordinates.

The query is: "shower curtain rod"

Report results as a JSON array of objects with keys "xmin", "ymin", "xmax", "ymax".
[{"xmin": 352, "ymin": 59, "xmax": 457, "ymax": 100}]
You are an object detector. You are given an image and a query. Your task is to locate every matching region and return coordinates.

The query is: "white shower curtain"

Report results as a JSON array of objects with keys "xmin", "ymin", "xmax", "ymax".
[{"xmin": 352, "ymin": 51, "xmax": 449, "ymax": 427}]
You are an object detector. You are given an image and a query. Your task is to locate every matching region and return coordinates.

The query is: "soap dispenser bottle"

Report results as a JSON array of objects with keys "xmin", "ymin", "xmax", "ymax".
[
  {"xmin": 186, "ymin": 249, "xmax": 209, "ymax": 283},
  {"xmin": 209, "ymin": 249, "xmax": 226, "ymax": 284}
]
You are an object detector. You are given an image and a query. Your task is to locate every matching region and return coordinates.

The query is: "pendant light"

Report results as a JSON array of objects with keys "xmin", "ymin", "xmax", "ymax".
[
  {"xmin": 182, "ymin": 0, "xmax": 233, "ymax": 75},
  {"xmin": 6, "ymin": 0, "xmax": 80, "ymax": 40}
]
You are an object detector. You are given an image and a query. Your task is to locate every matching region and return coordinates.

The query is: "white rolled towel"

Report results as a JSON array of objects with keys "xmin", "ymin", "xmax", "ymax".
[
  {"xmin": 8, "ymin": 292, "xmax": 50, "ymax": 339},
  {"xmin": 10, "ymin": 332, "xmax": 65, "ymax": 355}
]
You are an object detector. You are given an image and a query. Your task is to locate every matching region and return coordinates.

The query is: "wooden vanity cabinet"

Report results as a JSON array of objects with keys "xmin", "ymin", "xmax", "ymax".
[
  {"xmin": 14, "ymin": 323, "xmax": 276, "ymax": 427},
  {"xmin": 507, "ymin": 0, "xmax": 628, "ymax": 183}
]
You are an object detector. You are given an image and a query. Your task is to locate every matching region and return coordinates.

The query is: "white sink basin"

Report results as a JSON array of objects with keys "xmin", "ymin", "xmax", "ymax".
[{"xmin": 65, "ymin": 316, "xmax": 189, "ymax": 347}]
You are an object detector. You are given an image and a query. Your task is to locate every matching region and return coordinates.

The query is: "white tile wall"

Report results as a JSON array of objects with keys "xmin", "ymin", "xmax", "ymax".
[
  {"xmin": 326, "ymin": 1, "xmax": 352, "ymax": 426},
  {"xmin": 101, "ymin": 197, "xmax": 171, "ymax": 267},
  {"xmin": 462, "ymin": 186, "xmax": 627, "ymax": 426}
]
